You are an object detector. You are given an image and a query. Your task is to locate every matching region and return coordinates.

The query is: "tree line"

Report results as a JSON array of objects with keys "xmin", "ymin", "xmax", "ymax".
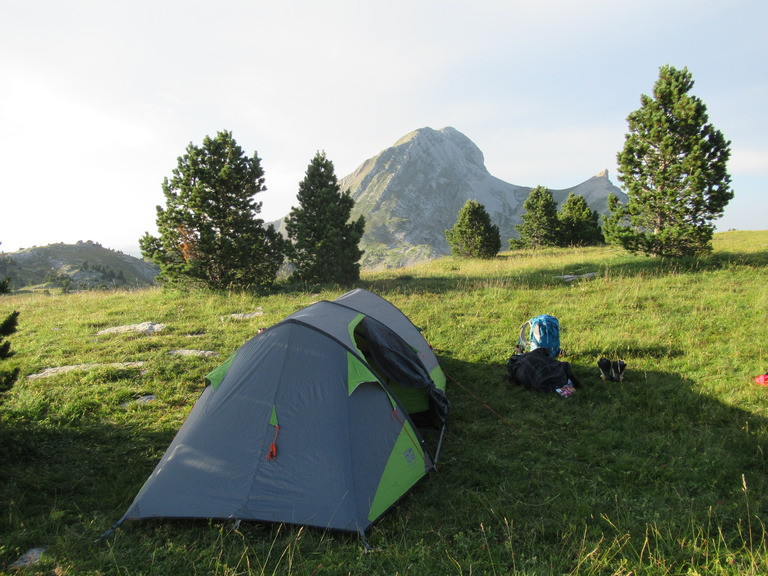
[
  {"xmin": 446, "ymin": 65, "xmax": 732, "ymax": 259},
  {"xmin": 139, "ymin": 138, "xmax": 364, "ymax": 291},
  {"xmin": 446, "ymin": 187, "xmax": 604, "ymax": 257},
  {"xmin": 139, "ymin": 64, "xmax": 732, "ymax": 288}
]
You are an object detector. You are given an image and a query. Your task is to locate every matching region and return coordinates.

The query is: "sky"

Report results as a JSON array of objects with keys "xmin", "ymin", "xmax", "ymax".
[{"xmin": 1, "ymin": 0, "xmax": 766, "ymax": 255}]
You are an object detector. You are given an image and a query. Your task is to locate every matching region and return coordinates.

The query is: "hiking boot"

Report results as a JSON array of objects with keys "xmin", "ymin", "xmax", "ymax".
[
  {"xmin": 597, "ymin": 357, "xmax": 612, "ymax": 381},
  {"xmin": 612, "ymin": 360, "xmax": 627, "ymax": 382}
]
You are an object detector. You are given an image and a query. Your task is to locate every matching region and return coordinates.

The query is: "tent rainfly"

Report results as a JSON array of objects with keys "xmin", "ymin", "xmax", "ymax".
[{"xmin": 103, "ymin": 289, "xmax": 449, "ymax": 543}]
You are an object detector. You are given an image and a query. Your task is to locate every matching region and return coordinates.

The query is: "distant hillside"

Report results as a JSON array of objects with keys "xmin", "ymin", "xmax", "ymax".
[
  {"xmin": 272, "ymin": 126, "xmax": 628, "ymax": 269},
  {"xmin": 0, "ymin": 241, "xmax": 159, "ymax": 291}
]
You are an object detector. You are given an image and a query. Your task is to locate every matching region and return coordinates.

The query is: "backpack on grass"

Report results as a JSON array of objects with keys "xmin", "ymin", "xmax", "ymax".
[
  {"xmin": 517, "ymin": 314, "xmax": 560, "ymax": 358},
  {"xmin": 506, "ymin": 348, "xmax": 579, "ymax": 393}
]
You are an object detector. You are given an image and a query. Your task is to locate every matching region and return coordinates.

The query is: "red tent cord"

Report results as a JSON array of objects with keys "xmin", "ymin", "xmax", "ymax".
[
  {"xmin": 266, "ymin": 425, "xmax": 279, "ymax": 460},
  {"xmin": 444, "ymin": 370, "xmax": 519, "ymax": 432}
]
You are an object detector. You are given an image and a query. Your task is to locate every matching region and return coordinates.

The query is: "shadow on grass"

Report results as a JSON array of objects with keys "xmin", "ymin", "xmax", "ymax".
[
  {"xmin": 0, "ymin": 411, "xmax": 314, "ymax": 573},
  {"xmin": 2, "ymin": 354, "xmax": 767, "ymax": 573},
  {"xmin": 0, "ymin": 417, "xmax": 175, "ymax": 517},
  {"xmin": 410, "ymin": 352, "xmax": 768, "ymax": 571}
]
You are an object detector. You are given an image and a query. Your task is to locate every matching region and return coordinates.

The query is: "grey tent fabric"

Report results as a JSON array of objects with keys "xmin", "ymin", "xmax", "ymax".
[{"xmin": 108, "ymin": 293, "xmax": 444, "ymax": 539}]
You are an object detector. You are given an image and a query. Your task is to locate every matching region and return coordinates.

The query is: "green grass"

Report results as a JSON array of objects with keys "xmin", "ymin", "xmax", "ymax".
[{"xmin": 1, "ymin": 230, "xmax": 767, "ymax": 574}]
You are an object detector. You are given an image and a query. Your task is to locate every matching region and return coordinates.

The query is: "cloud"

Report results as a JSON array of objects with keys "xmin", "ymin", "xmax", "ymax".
[{"xmin": 728, "ymin": 147, "xmax": 768, "ymax": 176}]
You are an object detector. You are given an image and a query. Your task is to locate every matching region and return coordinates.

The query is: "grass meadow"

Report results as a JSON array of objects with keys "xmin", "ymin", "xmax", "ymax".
[{"xmin": 1, "ymin": 230, "xmax": 767, "ymax": 575}]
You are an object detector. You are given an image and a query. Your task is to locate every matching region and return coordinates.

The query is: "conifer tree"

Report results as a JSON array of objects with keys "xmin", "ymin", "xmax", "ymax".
[
  {"xmin": 558, "ymin": 193, "xmax": 604, "ymax": 246},
  {"xmin": 0, "ymin": 311, "xmax": 19, "ymax": 395},
  {"xmin": 285, "ymin": 151, "xmax": 365, "ymax": 285},
  {"xmin": 445, "ymin": 199, "xmax": 501, "ymax": 258},
  {"xmin": 140, "ymin": 131, "xmax": 284, "ymax": 290},
  {"xmin": 604, "ymin": 65, "xmax": 732, "ymax": 257},
  {"xmin": 513, "ymin": 186, "xmax": 561, "ymax": 249}
]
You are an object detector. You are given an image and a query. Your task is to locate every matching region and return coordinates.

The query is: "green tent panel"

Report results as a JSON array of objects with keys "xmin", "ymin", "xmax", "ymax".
[
  {"xmin": 204, "ymin": 351, "xmax": 237, "ymax": 391},
  {"xmin": 368, "ymin": 417, "xmax": 428, "ymax": 522},
  {"xmin": 430, "ymin": 364, "xmax": 446, "ymax": 391},
  {"xmin": 108, "ymin": 289, "xmax": 448, "ymax": 540},
  {"xmin": 347, "ymin": 351, "xmax": 379, "ymax": 395}
]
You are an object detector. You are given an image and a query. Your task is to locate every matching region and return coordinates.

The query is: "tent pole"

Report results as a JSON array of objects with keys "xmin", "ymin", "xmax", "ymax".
[
  {"xmin": 94, "ymin": 518, "xmax": 125, "ymax": 544},
  {"xmin": 433, "ymin": 422, "xmax": 447, "ymax": 466}
]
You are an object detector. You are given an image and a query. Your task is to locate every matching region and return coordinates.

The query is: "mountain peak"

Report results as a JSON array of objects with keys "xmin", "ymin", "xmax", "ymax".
[
  {"xmin": 337, "ymin": 128, "xmax": 627, "ymax": 269},
  {"xmin": 393, "ymin": 126, "xmax": 487, "ymax": 172}
]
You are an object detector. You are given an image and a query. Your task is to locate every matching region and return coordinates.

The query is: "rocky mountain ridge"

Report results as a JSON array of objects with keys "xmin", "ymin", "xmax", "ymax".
[{"xmin": 337, "ymin": 126, "xmax": 628, "ymax": 268}]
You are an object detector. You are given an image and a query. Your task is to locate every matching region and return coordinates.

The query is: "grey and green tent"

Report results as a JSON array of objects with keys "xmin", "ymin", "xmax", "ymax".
[{"xmin": 107, "ymin": 291, "xmax": 448, "ymax": 540}]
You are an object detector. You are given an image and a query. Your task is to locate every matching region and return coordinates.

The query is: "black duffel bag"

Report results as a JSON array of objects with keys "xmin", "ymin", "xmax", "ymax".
[{"xmin": 506, "ymin": 348, "xmax": 579, "ymax": 393}]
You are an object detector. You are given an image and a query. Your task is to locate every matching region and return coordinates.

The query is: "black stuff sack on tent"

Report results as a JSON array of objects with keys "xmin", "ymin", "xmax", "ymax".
[
  {"xmin": 506, "ymin": 348, "xmax": 579, "ymax": 397},
  {"xmin": 360, "ymin": 316, "xmax": 450, "ymax": 424}
]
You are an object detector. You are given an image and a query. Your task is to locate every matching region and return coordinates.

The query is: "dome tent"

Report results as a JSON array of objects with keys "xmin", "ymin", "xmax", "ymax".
[{"xmin": 104, "ymin": 291, "xmax": 448, "ymax": 542}]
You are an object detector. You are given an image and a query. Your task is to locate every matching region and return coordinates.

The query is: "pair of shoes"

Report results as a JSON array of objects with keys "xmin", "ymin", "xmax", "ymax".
[{"xmin": 598, "ymin": 357, "xmax": 627, "ymax": 382}]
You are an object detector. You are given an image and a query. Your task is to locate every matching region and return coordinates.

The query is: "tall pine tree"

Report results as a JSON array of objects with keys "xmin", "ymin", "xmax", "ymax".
[
  {"xmin": 604, "ymin": 65, "xmax": 732, "ymax": 257},
  {"xmin": 140, "ymin": 131, "xmax": 284, "ymax": 290},
  {"xmin": 285, "ymin": 151, "xmax": 365, "ymax": 285}
]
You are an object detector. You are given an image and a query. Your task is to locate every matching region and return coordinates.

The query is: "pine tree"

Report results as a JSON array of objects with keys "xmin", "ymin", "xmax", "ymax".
[
  {"xmin": 558, "ymin": 193, "xmax": 604, "ymax": 246},
  {"xmin": 604, "ymin": 65, "xmax": 732, "ymax": 257},
  {"xmin": 140, "ymin": 131, "xmax": 284, "ymax": 290},
  {"xmin": 0, "ymin": 311, "xmax": 19, "ymax": 395},
  {"xmin": 285, "ymin": 151, "xmax": 365, "ymax": 285},
  {"xmin": 445, "ymin": 199, "xmax": 501, "ymax": 258},
  {"xmin": 513, "ymin": 186, "xmax": 561, "ymax": 249}
]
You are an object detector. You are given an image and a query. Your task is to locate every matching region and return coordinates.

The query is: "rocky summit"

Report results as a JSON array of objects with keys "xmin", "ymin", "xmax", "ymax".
[{"xmin": 338, "ymin": 126, "xmax": 627, "ymax": 269}]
